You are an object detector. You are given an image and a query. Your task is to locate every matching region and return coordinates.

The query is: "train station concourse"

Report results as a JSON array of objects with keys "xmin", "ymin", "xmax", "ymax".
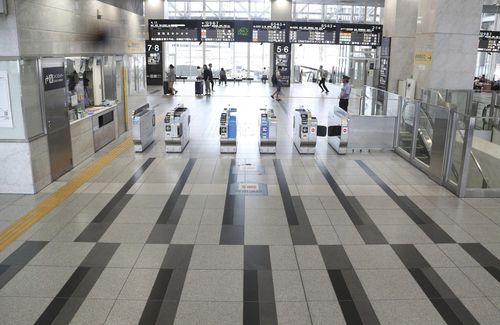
[{"xmin": 0, "ymin": 0, "xmax": 500, "ymax": 324}]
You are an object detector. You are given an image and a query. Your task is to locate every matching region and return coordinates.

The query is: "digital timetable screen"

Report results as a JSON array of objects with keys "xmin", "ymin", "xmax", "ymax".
[
  {"xmin": 201, "ymin": 20, "xmax": 235, "ymax": 42},
  {"xmin": 149, "ymin": 20, "xmax": 199, "ymax": 42},
  {"xmin": 338, "ymin": 24, "xmax": 383, "ymax": 46},
  {"xmin": 289, "ymin": 22, "xmax": 337, "ymax": 44},
  {"xmin": 252, "ymin": 21, "xmax": 288, "ymax": 43},
  {"xmin": 478, "ymin": 31, "xmax": 500, "ymax": 53}
]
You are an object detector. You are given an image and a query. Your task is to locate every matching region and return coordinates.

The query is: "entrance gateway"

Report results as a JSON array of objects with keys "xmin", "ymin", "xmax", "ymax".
[{"xmin": 146, "ymin": 19, "xmax": 384, "ymax": 87}]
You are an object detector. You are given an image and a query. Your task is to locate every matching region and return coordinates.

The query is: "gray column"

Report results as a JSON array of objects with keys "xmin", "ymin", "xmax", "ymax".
[
  {"xmin": 383, "ymin": 0, "xmax": 419, "ymax": 93},
  {"xmin": 270, "ymin": 0, "xmax": 292, "ymax": 78},
  {"xmin": 412, "ymin": 0, "xmax": 482, "ymax": 93}
]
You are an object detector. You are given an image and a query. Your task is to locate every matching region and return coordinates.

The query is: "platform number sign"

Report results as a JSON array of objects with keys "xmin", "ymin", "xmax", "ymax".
[
  {"xmin": 273, "ymin": 42, "xmax": 291, "ymax": 87},
  {"xmin": 147, "ymin": 43, "xmax": 161, "ymax": 52},
  {"xmin": 145, "ymin": 40, "xmax": 163, "ymax": 86},
  {"xmin": 275, "ymin": 45, "xmax": 290, "ymax": 54}
]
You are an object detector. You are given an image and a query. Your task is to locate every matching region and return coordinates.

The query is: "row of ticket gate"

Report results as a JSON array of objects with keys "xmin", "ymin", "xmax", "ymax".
[{"xmin": 132, "ymin": 104, "xmax": 350, "ymax": 154}]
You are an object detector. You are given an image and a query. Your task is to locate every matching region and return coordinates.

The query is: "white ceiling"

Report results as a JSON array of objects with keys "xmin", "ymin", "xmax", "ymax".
[{"xmin": 292, "ymin": 0, "xmax": 384, "ymax": 5}]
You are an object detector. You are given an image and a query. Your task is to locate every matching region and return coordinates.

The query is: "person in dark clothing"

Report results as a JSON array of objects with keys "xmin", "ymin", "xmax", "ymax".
[
  {"xmin": 203, "ymin": 64, "xmax": 212, "ymax": 96},
  {"xmin": 208, "ymin": 63, "xmax": 215, "ymax": 92},
  {"xmin": 219, "ymin": 68, "xmax": 227, "ymax": 86},
  {"xmin": 318, "ymin": 65, "xmax": 329, "ymax": 93}
]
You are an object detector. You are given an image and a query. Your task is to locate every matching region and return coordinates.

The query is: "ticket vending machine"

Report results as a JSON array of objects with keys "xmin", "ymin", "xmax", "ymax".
[
  {"xmin": 220, "ymin": 107, "xmax": 237, "ymax": 153},
  {"xmin": 259, "ymin": 108, "xmax": 277, "ymax": 153},
  {"xmin": 164, "ymin": 104, "xmax": 190, "ymax": 152},
  {"xmin": 132, "ymin": 104, "xmax": 155, "ymax": 152},
  {"xmin": 293, "ymin": 108, "xmax": 317, "ymax": 154},
  {"xmin": 328, "ymin": 106, "xmax": 348, "ymax": 155}
]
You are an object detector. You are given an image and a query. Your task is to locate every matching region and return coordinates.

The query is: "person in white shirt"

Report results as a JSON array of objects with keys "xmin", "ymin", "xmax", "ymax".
[
  {"xmin": 318, "ymin": 65, "xmax": 329, "ymax": 93},
  {"xmin": 339, "ymin": 76, "xmax": 351, "ymax": 112}
]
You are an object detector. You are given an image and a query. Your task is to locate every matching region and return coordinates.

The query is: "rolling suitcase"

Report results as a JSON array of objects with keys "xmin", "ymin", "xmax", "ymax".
[
  {"xmin": 195, "ymin": 80, "xmax": 204, "ymax": 96},
  {"xmin": 163, "ymin": 81, "xmax": 170, "ymax": 95}
]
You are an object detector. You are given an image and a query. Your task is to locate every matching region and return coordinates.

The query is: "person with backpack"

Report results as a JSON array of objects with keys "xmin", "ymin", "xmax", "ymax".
[
  {"xmin": 271, "ymin": 66, "xmax": 283, "ymax": 101},
  {"xmin": 318, "ymin": 65, "xmax": 329, "ymax": 93}
]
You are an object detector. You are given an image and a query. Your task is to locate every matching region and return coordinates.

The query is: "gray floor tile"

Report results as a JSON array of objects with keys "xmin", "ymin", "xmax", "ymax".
[
  {"xmin": 189, "ymin": 245, "xmax": 243, "ymax": 270},
  {"xmin": 245, "ymin": 225, "xmax": 293, "ymax": 245},
  {"xmin": 171, "ymin": 225, "xmax": 199, "ymax": 244},
  {"xmin": 178, "ymin": 209, "xmax": 204, "ymax": 225},
  {"xmin": 181, "ymin": 270, "xmax": 243, "ymax": 301},
  {"xmin": 0, "ymin": 296, "xmax": 51, "ymax": 325},
  {"xmin": 276, "ymin": 301, "xmax": 312, "ymax": 325},
  {"xmin": 28, "ymin": 242, "xmax": 94, "ymax": 267},
  {"xmin": 118, "ymin": 268, "xmax": 159, "ymax": 300},
  {"xmin": 272, "ymin": 270, "xmax": 306, "ymax": 302},
  {"xmin": 295, "ymin": 246, "xmax": 326, "ymax": 270},
  {"xmin": 460, "ymin": 298, "xmax": 500, "ymax": 325},
  {"xmin": 434, "ymin": 267, "xmax": 484, "ymax": 298},
  {"xmin": 200, "ymin": 208, "xmax": 224, "ymax": 225},
  {"xmin": 344, "ymin": 245, "xmax": 405, "ymax": 269},
  {"xmin": 107, "ymin": 244, "xmax": 143, "ymax": 268},
  {"xmin": 356, "ymin": 269, "xmax": 427, "ymax": 300},
  {"xmin": 371, "ymin": 299, "xmax": 447, "ymax": 325},
  {"xmin": 104, "ymin": 299, "xmax": 147, "ymax": 325},
  {"xmin": 88, "ymin": 268, "xmax": 130, "ymax": 299},
  {"xmin": 378, "ymin": 225, "xmax": 433, "ymax": 244},
  {"xmin": 174, "ymin": 301, "xmax": 243, "ymax": 325},
  {"xmin": 438, "ymin": 244, "xmax": 481, "ymax": 267},
  {"xmin": 326, "ymin": 210, "xmax": 353, "ymax": 225},
  {"xmin": 100, "ymin": 224, "xmax": 154, "ymax": 244},
  {"xmin": 270, "ymin": 246, "xmax": 299, "ymax": 270},
  {"xmin": 300, "ymin": 269, "xmax": 336, "ymax": 301},
  {"xmin": 334, "ymin": 225, "xmax": 365, "ymax": 244},
  {"xmin": 115, "ymin": 207, "xmax": 163, "ymax": 224},
  {"xmin": 195, "ymin": 225, "xmax": 222, "ymax": 244},
  {"xmin": 134, "ymin": 244, "xmax": 169, "ymax": 268},
  {"xmin": 70, "ymin": 298, "xmax": 115, "ymax": 325},
  {"xmin": 414, "ymin": 244, "xmax": 456, "ymax": 268},
  {"xmin": 461, "ymin": 267, "xmax": 500, "ymax": 297},
  {"xmin": 245, "ymin": 208, "xmax": 288, "ymax": 225},
  {"xmin": 311, "ymin": 226, "xmax": 341, "ymax": 245},
  {"xmin": 305, "ymin": 210, "xmax": 332, "ymax": 226},
  {"xmin": 308, "ymin": 301, "xmax": 346, "ymax": 325}
]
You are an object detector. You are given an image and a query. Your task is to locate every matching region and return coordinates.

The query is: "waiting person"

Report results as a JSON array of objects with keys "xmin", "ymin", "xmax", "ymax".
[
  {"xmin": 166, "ymin": 64, "xmax": 178, "ymax": 95},
  {"xmin": 271, "ymin": 66, "xmax": 283, "ymax": 101},
  {"xmin": 339, "ymin": 75, "xmax": 351, "ymax": 112},
  {"xmin": 261, "ymin": 67, "xmax": 268, "ymax": 84},
  {"xmin": 318, "ymin": 65, "xmax": 329, "ymax": 93},
  {"xmin": 208, "ymin": 63, "xmax": 215, "ymax": 92},
  {"xmin": 203, "ymin": 64, "xmax": 212, "ymax": 96},
  {"xmin": 219, "ymin": 68, "xmax": 227, "ymax": 86}
]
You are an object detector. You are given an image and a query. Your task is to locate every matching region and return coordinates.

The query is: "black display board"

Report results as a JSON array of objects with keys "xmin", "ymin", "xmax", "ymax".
[
  {"xmin": 289, "ymin": 22, "xmax": 337, "ymax": 44},
  {"xmin": 146, "ymin": 41, "xmax": 163, "ymax": 86},
  {"xmin": 149, "ymin": 19, "xmax": 383, "ymax": 46},
  {"xmin": 273, "ymin": 43, "xmax": 291, "ymax": 87},
  {"xmin": 378, "ymin": 37, "xmax": 391, "ymax": 91},
  {"xmin": 338, "ymin": 24, "xmax": 383, "ymax": 46},
  {"xmin": 478, "ymin": 30, "xmax": 500, "ymax": 53},
  {"xmin": 252, "ymin": 21, "xmax": 288, "ymax": 43},
  {"xmin": 150, "ymin": 20, "xmax": 199, "ymax": 42}
]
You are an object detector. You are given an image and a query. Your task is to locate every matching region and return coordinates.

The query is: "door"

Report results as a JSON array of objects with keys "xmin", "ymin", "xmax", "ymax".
[
  {"xmin": 41, "ymin": 58, "xmax": 73, "ymax": 180},
  {"xmin": 115, "ymin": 56, "xmax": 126, "ymax": 134}
]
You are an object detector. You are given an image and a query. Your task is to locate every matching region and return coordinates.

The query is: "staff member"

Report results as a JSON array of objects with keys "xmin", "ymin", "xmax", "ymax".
[{"xmin": 339, "ymin": 75, "xmax": 351, "ymax": 112}]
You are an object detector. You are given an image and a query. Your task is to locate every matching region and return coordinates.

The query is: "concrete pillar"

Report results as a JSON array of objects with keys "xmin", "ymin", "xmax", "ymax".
[
  {"xmin": 270, "ymin": 0, "xmax": 292, "ymax": 79},
  {"xmin": 413, "ymin": 0, "xmax": 482, "ymax": 93},
  {"xmin": 383, "ymin": 0, "xmax": 419, "ymax": 93},
  {"xmin": 144, "ymin": 0, "xmax": 165, "ymax": 37}
]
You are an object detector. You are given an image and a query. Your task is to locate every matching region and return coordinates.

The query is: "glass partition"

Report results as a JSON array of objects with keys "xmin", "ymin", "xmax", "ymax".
[
  {"xmin": 397, "ymin": 98, "xmax": 418, "ymax": 156},
  {"xmin": 447, "ymin": 112, "xmax": 469, "ymax": 186},
  {"xmin": 363, "ymin": 86, "xmax": 400, "ymax": 116},
  {"xmin": 20, "ymin": 59, "xmax": 44, "ymax": 139}
]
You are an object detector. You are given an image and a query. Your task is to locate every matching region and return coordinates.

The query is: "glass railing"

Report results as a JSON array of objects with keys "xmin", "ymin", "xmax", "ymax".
[
  {"xmin": 398, "ymin": 98, "xmax": 418, "ymax": 156},
  {"xmin": 362, "ymin": 86, "xmax": 400, "ymax": 116},
  {"xmin": 448, "ymin": 112, "xmax": 468, "ymax": 186}
]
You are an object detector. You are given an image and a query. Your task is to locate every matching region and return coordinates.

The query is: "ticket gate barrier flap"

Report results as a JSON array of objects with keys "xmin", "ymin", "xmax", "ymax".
[
  {"xmin": 328, "ymin": 106, "xmax": 349, "ymax": 155},
  {"xmin": 165, "ymin": 105, "xmax": 190, "ymax": 153},
  {"xmin": 132, "ymin": 104, "xmax": 155, "ymax": 153},
  {"xmin": 259, "ymin": 108, "xmax": 277, "ymax": 154}
]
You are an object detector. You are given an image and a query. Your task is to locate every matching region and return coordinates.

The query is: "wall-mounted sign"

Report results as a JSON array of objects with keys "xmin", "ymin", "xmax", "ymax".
[
  {"xmin": 478, "ymin": 30, "xmax": 500, "ymax": 53},
  {"xmin": 273, "ymin": 43, "xmax": 291, "ymax": 87},
  {"xmin": 146, "ymin": 41, "xmax": 163, "ymax": 86},
  {"xmin": 42, "ymin": 67, "xmax": 65, "ymax": 91},
  {"xmin": 0, "ymin": 71, "xmax": 13, "ymax": 128},
  {"xmin": 414, "ymin": 51, "xmax": 433, "ymax": 65}
]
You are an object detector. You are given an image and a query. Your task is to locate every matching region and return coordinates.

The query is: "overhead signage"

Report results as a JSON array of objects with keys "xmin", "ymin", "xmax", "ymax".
[
  {"xmin": 289, "ymin": 22, "xmax": 337, "ymax": 44},
  {"xmin": 201, "ymin": 20, "xmax": 235, "ymax": 42},
  {"xmin": 338, "ymin": 24, "xmax": 383, "ymax": 46},
  {"xmin": 146, "ymin": 41, "xmax": 163, "ymax": 86},
  {"xmin": 149, "ymin": 19, "xmax": 383, "ymax": 46},
  {"xmin": 273, "ymin": 43, "xmax": 291, "ymax": 87},
  {"xmin": 478, "ymin": 30, "xmax": 500, "ymax": 53},
  {"xmin": 252, "ymin": 21, "xmax": 288, "ymax": 43},
  {"xmin": 42, "ymin": 67, "xmax": 65, "ymax": 91},
  {"xmin": 149, "ymin": 19, "xmax": 200, "ymax": 42}
]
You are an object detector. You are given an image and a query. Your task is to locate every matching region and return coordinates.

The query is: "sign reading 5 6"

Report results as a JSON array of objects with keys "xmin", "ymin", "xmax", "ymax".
[{"xmin": 275, "ymin": 45, "xmax": 290, "ymax": 54}]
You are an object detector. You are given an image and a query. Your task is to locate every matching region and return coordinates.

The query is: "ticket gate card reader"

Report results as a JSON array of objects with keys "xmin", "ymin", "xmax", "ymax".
[
  {"xmin": 293, "ymin": 108, "xmax": 317, "ymax": 154},
  {"xmin": 328, "ymin": 106, "xmax": 348, "ymax": 155},
  {"xmin": 165, "ymin": 105, "xmax": 190, "ymax": 153},
  {"xmin": 220, "ymin": 107, "xmax": 237, "ymax": 153},
  {"xmin": 132, "ymin": 104, "xmax": 155, "ymax": 153},
  {"xmin": 259, "ymin": 108, "xmax": 277, "ymax": 153}
]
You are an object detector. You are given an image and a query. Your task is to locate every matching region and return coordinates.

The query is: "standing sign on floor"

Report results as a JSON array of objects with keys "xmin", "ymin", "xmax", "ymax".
[
  {"xmin": 0, "ymin": 71, "xmax": 13, "ymax": 128},
  {"xmin": 273, "ymin": 42, "xmax": 291, "ymax": 87}
]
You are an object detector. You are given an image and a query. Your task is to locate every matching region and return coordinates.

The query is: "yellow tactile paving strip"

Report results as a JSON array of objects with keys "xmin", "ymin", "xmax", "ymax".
[{"xmin": 0, "ymin": 138, "xmax": 133, "ymax": 252}]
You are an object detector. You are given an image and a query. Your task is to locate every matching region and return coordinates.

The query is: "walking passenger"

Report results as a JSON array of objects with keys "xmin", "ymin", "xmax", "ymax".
[
  {"xmin": 339, "ymin": 76, "xmax": 351, "ymax": 112},
  {"xmin": 318, "ymin": 65, "xmax": 329, "ymax": 93},
  {"xmin": 271, "ymin": 66, "xmax": 283, "ymax": 101},
  {"xmin": 261, "ymin": 67, "xmax": 268, "ymax": 84},
  {"xmin": 203, "ymin": 64, "xmax": 212, "ymax": 96},
  {"xmin": 208, "ymin": 63, "xmax": 215, "ymax": 92},
  {"xmin": 219, "ymin": 68, "xmax": 227, "ymax": 86},
  {"xmin": 167, "ymin": 64, "xmax": 178, "ymax": 95}
]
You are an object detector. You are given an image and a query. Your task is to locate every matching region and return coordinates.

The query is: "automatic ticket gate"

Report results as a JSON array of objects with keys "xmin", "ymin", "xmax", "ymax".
[
  {"xmin": 132, "ymin": 104, "xmax": 155, "ymax": 152},
  {"xmin": 220, "ymin": 107, "xmax": 237, "ymax": 153},
  {"xmin": 259, "ymin": 108, "xmax": 277, "ymax": 153},
  {"xmin": 293, "ymin": 108, "xmax": 318, "ymax": 154},
  {"xmin": 164, "ymin": 104, "xmax": 190, "ymax": 153},
  {"xmin": 328, "ymin": 107, "xmax": 349, "ymax": 155}
]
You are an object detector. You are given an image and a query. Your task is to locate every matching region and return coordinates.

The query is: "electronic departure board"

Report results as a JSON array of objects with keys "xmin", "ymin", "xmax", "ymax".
[
  {"xmin": 338, "ymin": 24, "xmax": 383, "ymax": 46},
  {"xmin": 478, "ymin": 30, "xmax": 500, "ymax": 53},
  {"xmin": 149, "ymin": 20, "xmax": 199, "ymax": 42},
  {"xmin": 252, "ymin": 21, "xmax": 288, "ymax": 43},
  {"xmin": 201, "ymin": 20, "xmax": 234, "ymax": 42},
  {"xmin": 289, "ymin": 22, "xmax": 337, "ymax": 44}
]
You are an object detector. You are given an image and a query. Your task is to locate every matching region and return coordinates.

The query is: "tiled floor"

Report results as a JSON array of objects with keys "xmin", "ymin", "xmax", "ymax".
[{"xmin": 1, "ymin": 82, "xmax": 500, "ymax": 324}]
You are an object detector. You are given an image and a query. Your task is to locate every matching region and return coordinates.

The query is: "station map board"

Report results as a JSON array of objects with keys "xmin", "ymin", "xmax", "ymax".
[
  {"xmin": 149, "ymin": 19, "xmax": 383, "ymax": 46},
  {"xmin": 478, "ymin": 30, "xmax": 500, "ymax": 53}
]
